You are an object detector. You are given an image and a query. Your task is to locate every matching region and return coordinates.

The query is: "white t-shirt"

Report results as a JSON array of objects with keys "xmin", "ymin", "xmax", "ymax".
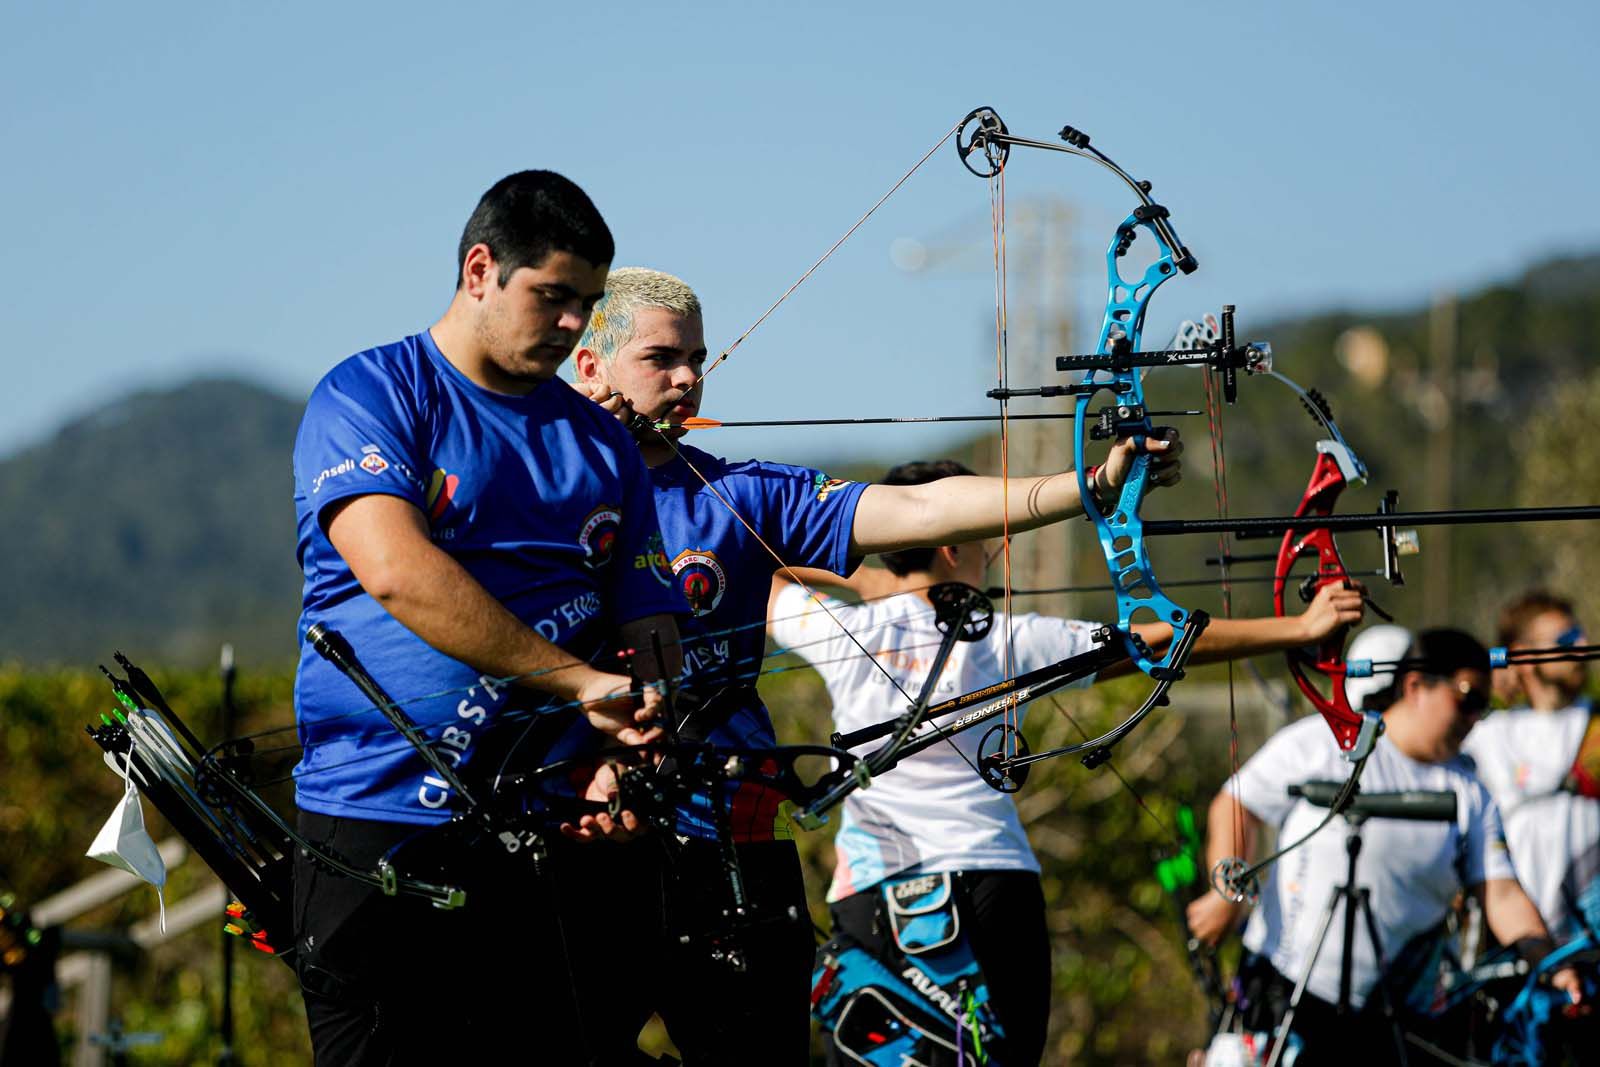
[
  {"xmin": 770, "ymin": 583, "xmax": 1102, "ymax": 901},
  {"xmin": 1460, "ymin": 700, "xmax": 1600, "ymax": 938},
  {"xmin": 1234, "ymin": 716, "xmax": 1515, "ymax": 1009}
]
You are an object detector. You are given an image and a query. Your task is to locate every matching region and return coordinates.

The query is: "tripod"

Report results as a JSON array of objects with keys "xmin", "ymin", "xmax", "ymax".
[{"xmin": 1266, "ymin": 813, "xmax": 1410, "ymax": 1067}]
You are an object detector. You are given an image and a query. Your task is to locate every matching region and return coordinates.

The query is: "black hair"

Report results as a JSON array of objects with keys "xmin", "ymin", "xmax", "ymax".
[
  {"xmin": 876, "ymin": 459, "xmax": 977, "ymax": 577},
  {"xmin": 1402, "ymin": 627, "xmax": 1491, "ymax": 683},
  {"xmin": 455, "ymin": 171, "xmax": 614, "ymax": 289},
  {"xmin": 1360, "ymin": 628, "xmax": 1490, "ymax": 713}
]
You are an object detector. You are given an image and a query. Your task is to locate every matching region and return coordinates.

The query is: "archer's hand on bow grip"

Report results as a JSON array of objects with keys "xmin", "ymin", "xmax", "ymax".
[
  {"xmin": 1295, "ymin": 582, "xmax": 1367, "ymax": 645},
  {"xmin": 1101, "ymin": 427, "xmax": 1183, "ymax": 499}
]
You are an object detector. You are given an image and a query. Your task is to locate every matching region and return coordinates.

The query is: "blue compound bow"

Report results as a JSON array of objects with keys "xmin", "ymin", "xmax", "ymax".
[{"xmin": 952, "ymin": 108, "xmax": 1271, "ymax": 788}]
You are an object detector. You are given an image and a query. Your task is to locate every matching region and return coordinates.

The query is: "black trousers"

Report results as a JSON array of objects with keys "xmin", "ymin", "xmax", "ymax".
[
  {"xmin": 828, "ymin": 869, "xmax": 1051, "ymax": 1066},
  {"xmin": 292, "ymin": 811, "xmax": 661, "ymax": 1065},
  {"xmin": 1236, "ymin": 953, "xmax": 1404, "ymax": 1067},
  {"xmin": 652, "ymin": 840, "xmax": 816, "ymax": 1066},
  {"xmin": 294, "ymin": 814, "xmax": 813, "ymax": 1066}
]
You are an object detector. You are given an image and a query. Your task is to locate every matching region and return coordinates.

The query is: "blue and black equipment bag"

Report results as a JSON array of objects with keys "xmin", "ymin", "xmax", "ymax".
[{"xmin": 811, "ymin": 872, "xmax": 1004, "ymax": 1066}]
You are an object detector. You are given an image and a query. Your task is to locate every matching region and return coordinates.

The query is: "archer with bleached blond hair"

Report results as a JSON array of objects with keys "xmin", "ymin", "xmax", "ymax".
[{"xmin": 569, "ymin": 265, "xmax": 1181, "ymax": 1062}]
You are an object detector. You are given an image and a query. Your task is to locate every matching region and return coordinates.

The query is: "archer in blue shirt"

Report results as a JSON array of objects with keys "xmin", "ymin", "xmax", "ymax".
[
  {"xmin": 293, "ymin": 328, "xmax": 684, "ymax": 822},
  {"xmin": 569, "ymin": 265, "xmax": 1180, "ymax": 1063},
  {"xmin": 289, "ymin": 172, "xmax": 685, "ymax": 1067}
]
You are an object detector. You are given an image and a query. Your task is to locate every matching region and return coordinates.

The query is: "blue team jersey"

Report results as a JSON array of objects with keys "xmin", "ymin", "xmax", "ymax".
[
  {"xmin": 651, "ymin": 445, "xmax": 865, "ymax": 838},
  {"xmin": 292, "ymin": 330, "xmax": 685, "ymax": 824}
]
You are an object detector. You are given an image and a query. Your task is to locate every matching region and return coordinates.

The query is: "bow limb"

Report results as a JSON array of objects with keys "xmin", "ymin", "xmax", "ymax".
[
  {"xmin": 1071, "ymin": 205, "xmax": 1199, "ymax": 680},
  {"xmin": 1265, "ymin": 374, "xmax": 1383, "ymax": 752},
  {"xmin": 1212, "ymin": 379, "xmax": 1389, "ymax": 901},
  {"xmin": 1272, "ymin": 446, "xmax": 1369, "ymax": 750},
  {"xmin": 955, "ymin": 109, "xmax": 1257, "ymax": 790}
]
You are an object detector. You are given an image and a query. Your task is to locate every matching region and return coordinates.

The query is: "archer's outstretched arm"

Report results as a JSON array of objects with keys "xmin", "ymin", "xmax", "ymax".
[
  {"xmin": 1095, "ymin": 582, "xmax": 1366, "ymax": 680},
  {"xmin": 847, "ymin": 431, "xmax": 1182, "ymax": 555}
]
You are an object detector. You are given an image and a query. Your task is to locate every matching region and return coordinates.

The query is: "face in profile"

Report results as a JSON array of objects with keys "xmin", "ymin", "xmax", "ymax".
[{"xmin": 473, "ymin": 250, "xmax": 610, "ymax": 386}]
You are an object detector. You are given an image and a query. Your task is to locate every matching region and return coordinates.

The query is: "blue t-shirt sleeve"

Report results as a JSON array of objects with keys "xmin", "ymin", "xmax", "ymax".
[
  {"xmin": 749, "ymin": 462, "xmax": 868, "ymax": 575},
  {"xmin": 294, "ymin": 357, "xmax": 429, "ymax": 531}
]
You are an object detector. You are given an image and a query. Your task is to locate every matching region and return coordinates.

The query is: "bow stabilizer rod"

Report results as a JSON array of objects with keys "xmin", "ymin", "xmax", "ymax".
[
  {"xmin": 307, "ymin": 623, "xmax": 481, "ymax": 811},
  {"xmin": 1145, "ymin": 504, "xmax": 1600, "ymax": 538}
]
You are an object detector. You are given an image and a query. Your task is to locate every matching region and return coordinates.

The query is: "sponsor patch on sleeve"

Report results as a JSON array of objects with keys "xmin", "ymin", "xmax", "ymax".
[
  {"xmin": 634, "ymin": 533, "xmax": 674, "ymax": 588},
  {"xmin": 813, "ymin": 472, "xmax": 853, "ymax": 503}
]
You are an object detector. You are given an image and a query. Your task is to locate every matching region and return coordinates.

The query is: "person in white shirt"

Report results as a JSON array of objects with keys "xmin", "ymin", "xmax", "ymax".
[
  {"xmin": 1186, "ymin": 627, "xmax": 1581, "ymax": 1065},
  {"xmin": 1462, "ymin": 591, "xmax": 1600, "ymax": 940},
  {"xmin": 770, "ymin": 458, "xmax": 1366, "ymax": 1066}
]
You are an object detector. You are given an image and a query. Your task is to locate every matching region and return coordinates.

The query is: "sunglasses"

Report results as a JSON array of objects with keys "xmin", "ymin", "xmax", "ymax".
[
  {"xmin": 1555, "ymin": 624, "xmax": 1587, "ymax": 649},
  {"xmin": 1450, "ymin": 679, "xmax": 1490, "ymax": 716}
]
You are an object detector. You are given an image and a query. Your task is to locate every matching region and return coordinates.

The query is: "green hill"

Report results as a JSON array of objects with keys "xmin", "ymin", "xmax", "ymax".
[{"xmin": 0, "ymin": 379, "xmax": 306, "ymax": 666}]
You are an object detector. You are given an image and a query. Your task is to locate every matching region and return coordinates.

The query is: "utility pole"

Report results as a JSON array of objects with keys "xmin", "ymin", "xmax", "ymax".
[{"xmin": 900, "ymin": 197, "xmax": 1079, "ymax": 621}]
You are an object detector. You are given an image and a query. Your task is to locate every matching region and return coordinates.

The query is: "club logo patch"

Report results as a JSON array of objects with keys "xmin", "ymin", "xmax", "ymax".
[
  {"xmin": 813, "ymin": 472, "xmax": 852, "ymax": 503},
  {"xmin": 578, "ymin": 506, "xmax": 622, "ymax": 569},
  {"xmin": 672, "ymin": 549, "xmax": 727, "ymax": 617},
  {"xmin": 359, "ymin": 445, "xmax": 390, "ymax": 476},
  {"xmin": 634, "ymin": 533, "xmax": 674, "ymax": 588}
]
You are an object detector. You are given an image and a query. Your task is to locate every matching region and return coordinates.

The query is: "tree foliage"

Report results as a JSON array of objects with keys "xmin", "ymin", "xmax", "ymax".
[{"xmin": 1517, "ymin": 365, "xmax": 1600, "ymax": 598}]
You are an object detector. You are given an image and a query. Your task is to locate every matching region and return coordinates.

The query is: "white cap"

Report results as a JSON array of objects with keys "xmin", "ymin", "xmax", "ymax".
[{"xmin": 1345, "ymin": 624, "xmax": 1414, "ymax": 711}]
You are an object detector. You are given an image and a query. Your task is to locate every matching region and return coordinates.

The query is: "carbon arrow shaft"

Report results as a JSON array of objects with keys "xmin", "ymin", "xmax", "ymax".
[
  {"xmin": 987, "ymin": 568, "xmax": 1390, "ymax": 599},
  {"xmin": 678, "ymin": 410, "xmax": 1202, "ymax": 430}
]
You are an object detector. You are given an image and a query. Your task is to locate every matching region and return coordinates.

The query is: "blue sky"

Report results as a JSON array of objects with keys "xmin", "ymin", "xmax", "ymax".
[{"xmin": 4, "ymin": 1, "xmax": 1597, "ymax": 465}]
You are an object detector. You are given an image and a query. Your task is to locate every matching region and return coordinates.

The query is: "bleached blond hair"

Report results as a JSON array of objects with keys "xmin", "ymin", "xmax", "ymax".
[{"xmin": 580, "ymin": 267, "xmax": 702, "ymax": 364}]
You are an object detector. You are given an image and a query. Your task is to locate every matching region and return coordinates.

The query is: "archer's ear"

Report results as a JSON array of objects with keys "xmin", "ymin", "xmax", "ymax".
[
  {"xmin": 459, "ymin": 243, "xmax": 497, "ymax": 299},
  {"xmin": 573, "ymin": 347, "xmax": 603, "ymax": 383},
  {"xmin": 937, "ymin": 545, "xmax": 961, "ymax": 568}
]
